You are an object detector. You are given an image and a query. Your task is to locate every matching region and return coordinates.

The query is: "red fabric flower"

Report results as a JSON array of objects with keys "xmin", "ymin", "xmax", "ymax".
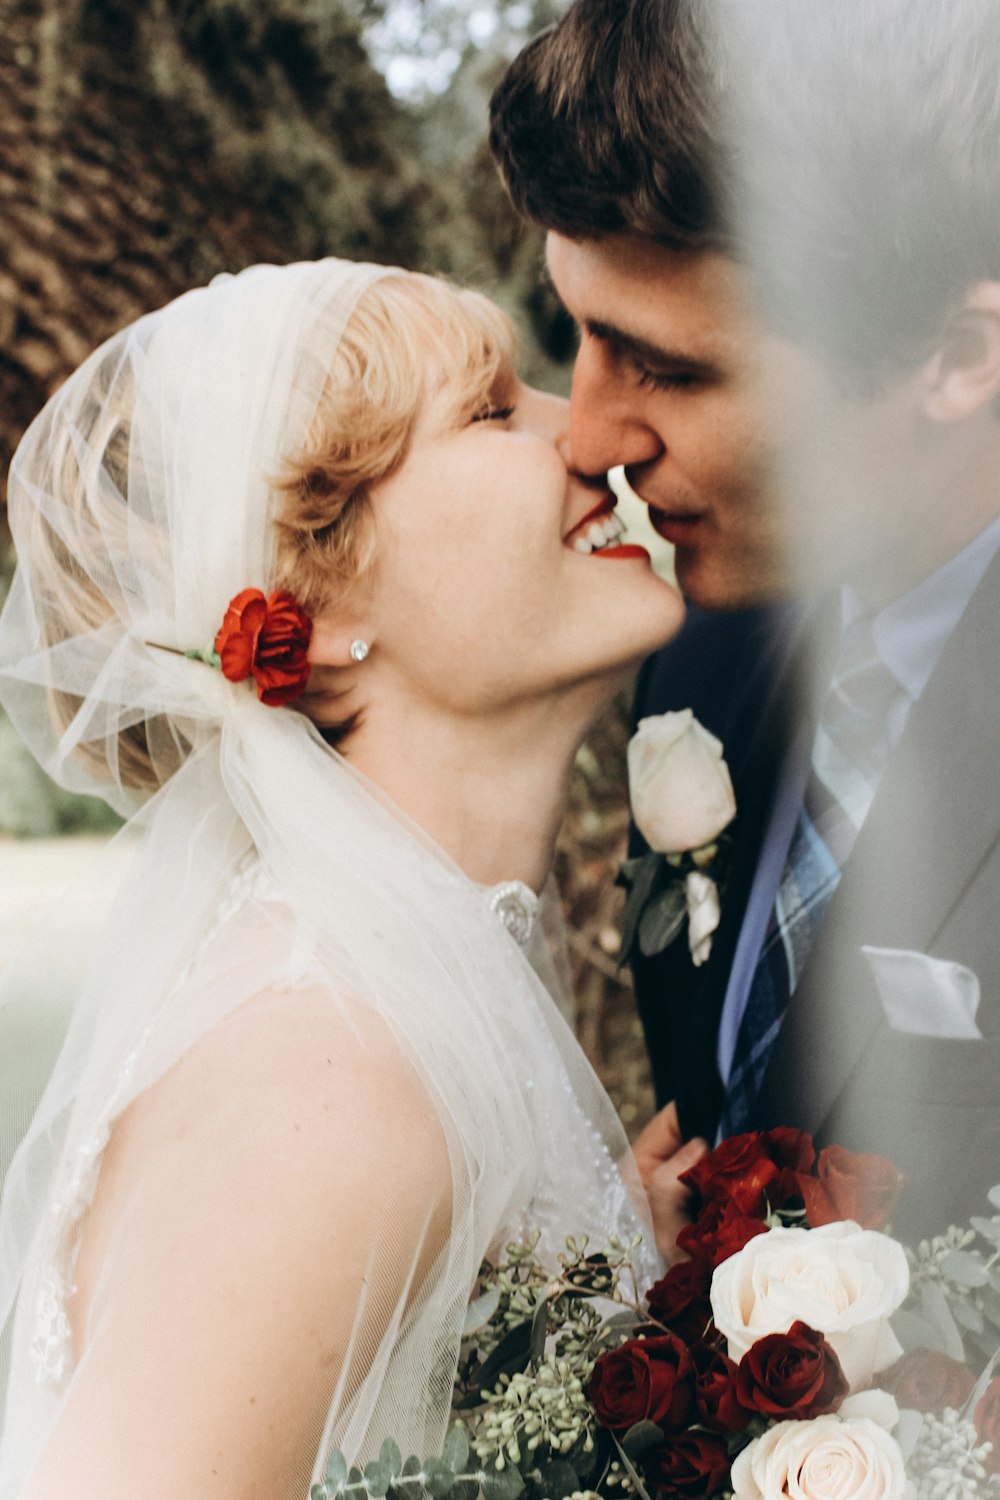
[
  {"xmin": 799, "ymin": 1145, "xmax": 904, "ymax": 1231},
  {"xmin": 881, "ymin": 1349, "xmax": 976, "ymax": 1414},
  {"xmin": 588, "ymin": 1334, "xmax": 695, "ymax": 1434},
  {"xmin": 646, "ymin": 1259, "xmax": 714, "ymax": 1344},
  {"xmin": 691, "ymin": 1344, "xmax": 752, "ymax": 1435},
  {"xmin": 735, "ymin": 1321, "xmax": 848, "ymax": 1421},
  {"xmin": 214, "ymin": 588, "xmax": 312, "ymax": 707},
  {"xmin": 646, "ymin": 1431, "xmax": 731, "ymax": 1498},
  {"xmin": 680, "ymin": 1129, "xmax": 815, "ymax": 1217},
  {"xmin": 976, "ymin": 1379, "xmax": 1000, "ymax": 1474},
  {"xmin": 676, "ymin": 1199, "xmax": 769, "ymax": 1270}
]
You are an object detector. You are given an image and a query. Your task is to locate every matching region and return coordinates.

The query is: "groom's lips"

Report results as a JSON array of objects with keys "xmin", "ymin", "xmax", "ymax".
[{"xmin": 650, "ymin": 509, "xmax": 707, "ymax": 545}]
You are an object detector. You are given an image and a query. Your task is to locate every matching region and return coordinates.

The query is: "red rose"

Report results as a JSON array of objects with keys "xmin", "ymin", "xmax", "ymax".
[
  {"xmin": 692, "ymin": 1344, "xmax": 752, "ymax": 1435},
  {"xmin": 588, "ymin": 1334, "xmax": 695, "ymax": 1434},
  {"xmin": 646, "ymin": 1431, "xmax": 731, "ymax": 1499},
  {"xmin": 646, "ymin": 1259, "xmax": 714, "ymax": 1344},
  {"xmin": 676, "ymin": 1199, "xmax": 769, "ymax": 1270},
  {"xmin": 974, "ymin": 1379, "xmax": 1000, "ymax": 1474},
  {"xmin": 736, "ymin": 1321, "xmax": 848, "ymax": 1420},
  {"xmin": 215, "ymin": 588, "xmax": 312, "ymax": 706},
  {"xmin": 680, "ymin": 1129, "xmax": 816, "ymax": 1218},
  {"xmin": 800, "ymin": 1145, "xmax": 904, "ymax": 1231},
  {"xmin": 881, "ymin": 1349, "xmax": 976, "ymax": 1414}
]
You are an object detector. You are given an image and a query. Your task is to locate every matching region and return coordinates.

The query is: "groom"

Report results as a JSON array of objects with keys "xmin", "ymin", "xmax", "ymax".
[{"xmin": 491, "ymin": 0, "xmax": 1000, "ymax": 1237}]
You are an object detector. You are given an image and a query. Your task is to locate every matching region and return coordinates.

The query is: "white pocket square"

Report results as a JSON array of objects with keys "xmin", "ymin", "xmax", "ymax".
[{"xmin": 860, "ymin": 946, "xmax": 983, "ymax": 1040}]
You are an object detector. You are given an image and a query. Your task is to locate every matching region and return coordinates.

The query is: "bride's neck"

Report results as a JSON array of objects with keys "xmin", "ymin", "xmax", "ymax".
[{"xmin": 343, "ymin": 699, "xmax": 593, "ymax": 891}]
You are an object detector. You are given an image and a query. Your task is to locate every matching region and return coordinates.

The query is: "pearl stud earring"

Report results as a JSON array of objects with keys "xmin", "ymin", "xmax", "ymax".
[{"xmin": 349, "ymin": 640, "xmax": 370, "ymax": 663}]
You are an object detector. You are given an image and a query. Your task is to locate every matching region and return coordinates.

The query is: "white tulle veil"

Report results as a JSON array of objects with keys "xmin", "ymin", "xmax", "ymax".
[{"xmin": 0, "ymin": 259, "xmax": 657, "ymax": 1494}]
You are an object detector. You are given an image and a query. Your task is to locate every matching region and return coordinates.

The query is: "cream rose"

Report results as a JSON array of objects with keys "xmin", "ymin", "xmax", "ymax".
[
  {"xmin": 627, "ymin": 710, "xmax": 736, "ymax": 853},
  {"xmin": 710, "ymin": 1222, "xmax": 909, "ymax": 1390},
  {"xmin": 730, "ymin": 1414, "xmax": 911, "ymax": 1500}
]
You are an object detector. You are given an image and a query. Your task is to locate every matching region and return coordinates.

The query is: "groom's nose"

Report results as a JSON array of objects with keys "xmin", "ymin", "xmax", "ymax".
[{"xmin": 568, "ymin": 335, "xmax": 664, "ymax": 481}]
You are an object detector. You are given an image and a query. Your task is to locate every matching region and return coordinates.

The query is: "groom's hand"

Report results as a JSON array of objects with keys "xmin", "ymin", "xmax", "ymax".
[{"xmin": 631, "ymin": 1100, "xmax": 708, "ymax": 1265}]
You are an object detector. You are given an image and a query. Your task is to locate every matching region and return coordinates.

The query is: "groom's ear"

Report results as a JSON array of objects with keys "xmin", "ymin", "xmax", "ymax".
[{"xmin": 920, "ymin": 282, "xmax": 1000, "ymax": 422}]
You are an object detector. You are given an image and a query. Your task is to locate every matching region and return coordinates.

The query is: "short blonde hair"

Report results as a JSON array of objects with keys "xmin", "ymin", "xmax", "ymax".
[
  {"xmin": 27, "ymin": 270, "xmax": 519, "ymax": 791},
  {"xmin": 272, "ymin": 271, "xmax": 519, "ymax": 615}
]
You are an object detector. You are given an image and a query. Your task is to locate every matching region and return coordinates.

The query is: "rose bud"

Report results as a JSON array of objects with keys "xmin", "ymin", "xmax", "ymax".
[
  {"xmin": 975, "ymin": 1378, "xmax": 1000, "ymax": 1474},
  {"xmin": 692, "ymin": 1344, "xmax": 753, "ymax": 1435},
  {"xmin": 587, "ymin": 1333, "xmax": 695, "ymax": 1435},
  {"xmin": 676, "ymin": 1199, "xmax": 769, "ymax": 1270},
  {"xmin": 881, "ymin": 1349, "xmax": 975, "ymax": 1413},
  {"xmin": 800, "ymin": 1145, "xmax": 904, "ymax": 1231},
  {"xmin": 680, "ymin": 1132, "xmax": 778, "ymax": 1217},
  {"xmin": 646, "ymin": 1259, "xmax": 714, "ymax": 1344},
  {"xmin": 628, "ymin": 711, "xmax": 736, "ymax": 855},
  {"xmin": 646, "ymin": 1430, "xmax": 731, "ymax": 1499},
  {"xmin": 736, "ymin": 1321, "xmax": 849, "ymax": 1420}
]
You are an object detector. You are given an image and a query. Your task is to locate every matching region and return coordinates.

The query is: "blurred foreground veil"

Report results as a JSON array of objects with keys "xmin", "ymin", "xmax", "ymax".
[
  {"xmin": 703, "ymin": 0, "xmax": 1000, "ymax": 1235},
  {"xmin": 0, "ymin": 258, "xmax": 655, "ymax": 1492}
]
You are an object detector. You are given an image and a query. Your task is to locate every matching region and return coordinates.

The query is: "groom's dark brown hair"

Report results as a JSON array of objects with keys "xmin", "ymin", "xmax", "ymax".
[
  {"xmin": 488, "ymin": 0, "xmax": 728, "ymax": 255},
  {"xmin": 491, "ymin": 0, "xmax": 1000, "ymax": 390}
]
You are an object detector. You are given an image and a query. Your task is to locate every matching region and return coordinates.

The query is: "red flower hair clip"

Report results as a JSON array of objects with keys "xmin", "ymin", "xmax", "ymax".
[{"xmin": 213, "ymin": 589, "xmax": 313, "ymax": 706}]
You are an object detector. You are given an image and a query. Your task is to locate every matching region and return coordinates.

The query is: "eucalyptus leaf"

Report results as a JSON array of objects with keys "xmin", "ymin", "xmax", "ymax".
[
  {"xmin": 921, "ymin": 1280, "xmax": 965, "ymax": 1361},
  {"xmin": 424, "ymin": 1458, "xmax": 457, "ymax": 1499},
  {"xmin": 621, "ymin": 1421, "xmax": 666, "ymax": 1460},
  {"xmin": 638, "ymin": 883, "xmax": 688, "ymax": 958},
  {"xmin": 403, "ymin": 1457, "xmax": 423, "ymax": 1478},
  {"xmin": 950, "ymin": 1295, "xmax": 985, "ymax": 1335},
  {"xmin": 379, "ymin": 1441, "xmax": 402, "ymax": 1479},
  {"xmin": 442, "ymin": 1427, "xmax": 470, "ymax": 1475},
  {"xmin": 941, "ymin": 1250, "xmax": 990, "ymax": 1288},
  {"xmin": 463, "ymin": 1288, "xmax": 502, "ymax": 1336},
  {"xmin": 987, "ymin": 1185, "xmax": 1000, "ymax": 1211},
  {"xmin": 535, "ymin": 1459, "xmax": 580, "ymax": 1500},
  {"xmin": 893, "ymin": 1409, "xmax": 925, "ymax": 1462},
  {"xmin": 971, "ymin": 1217, "xmax": 1000, "ymax": 1246},
  {"xmin": 348, "ymin": 1468, "xmax": 364, "ymax": 1487},
  {"xmin": 892, "ymin": 1307, "xmax": 946, "ymax": 1355},
  {"xmin": 311, "ymin": 1487, "xmax": 329, "ymax": 1500},
  {"xmin": 325, "ymin": 1451, "xmax": 349, "ymax": 1488},
  {"xmin": 364, "ymin": 1461, "xmax": 391, "ymax": 1497},
  {"xmin": 966, "ymin": 1347, "xmax": 1000, "ymax": 1419},
  {"xmin": 530, "ymin": 1295, "xmax": 549, "ymax": 1365},
  {"xmin": 612, "ymin": 1439, "xmax": 655, "ymax": 1500},
  {"xmin": 480, "ymin": 1463, "xmax": 526, "ymax": 1500},
  {"xmin": 618, "ymin": 853, "xmax": 665, "ymax": 962},
  {"xmin": 463, "ymin": 1321, "xmax": 532, "ymax": 1402}
]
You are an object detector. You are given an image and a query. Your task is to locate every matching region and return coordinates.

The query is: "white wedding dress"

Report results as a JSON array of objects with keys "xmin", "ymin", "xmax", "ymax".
[{"xmin": 0, "ymin": 259, "xmax": 660, "ymax": 1495}]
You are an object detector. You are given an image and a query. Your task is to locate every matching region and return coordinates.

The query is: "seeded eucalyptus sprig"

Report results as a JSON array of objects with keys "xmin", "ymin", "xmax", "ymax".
[{"xmin": 314, "ymin": 1234, "xmax": 647, "ymax": 1500}]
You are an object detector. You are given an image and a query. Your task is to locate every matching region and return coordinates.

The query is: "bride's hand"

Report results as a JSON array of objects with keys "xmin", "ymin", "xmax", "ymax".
[{"xmin": 631, "ymin": 1100, "xmax": 708, "ymax": 1265}]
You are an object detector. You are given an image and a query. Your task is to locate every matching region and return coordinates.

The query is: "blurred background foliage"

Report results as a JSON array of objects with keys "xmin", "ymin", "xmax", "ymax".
[{"xmin": 0, "ymin": 0, "xmax": 653, "ymax": 1126}]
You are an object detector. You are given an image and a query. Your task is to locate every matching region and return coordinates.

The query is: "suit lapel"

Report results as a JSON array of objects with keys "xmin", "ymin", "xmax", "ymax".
[
  {"xmin": 673, "ymin": 600, "xmax": 833, "ymax": 1139},
  {"xmin": 756, "ymin": 547, "xmax": 1000, "ymax": 1135}
]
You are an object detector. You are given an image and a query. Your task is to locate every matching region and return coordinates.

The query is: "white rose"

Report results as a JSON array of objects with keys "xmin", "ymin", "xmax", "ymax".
[
  {"xmin": 730, "ymin": 1415, "xmax": 911, "ymax": 1500},
  {"xmin": 710, "ymin": 1222, "xmax": 909, "ymax": 1391},
  {"xmin": 627, "ymin": 710, "xmax": 736, "ymax": 853},
  {"xmin": 685, "ymin": 870, "xmax": 721, "ymax": 966}
]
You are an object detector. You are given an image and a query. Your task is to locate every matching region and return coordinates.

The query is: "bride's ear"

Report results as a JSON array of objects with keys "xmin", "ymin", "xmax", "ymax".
[{"xmin": 308, "ymin": 618, "xmax": 375, "ymax": 669}]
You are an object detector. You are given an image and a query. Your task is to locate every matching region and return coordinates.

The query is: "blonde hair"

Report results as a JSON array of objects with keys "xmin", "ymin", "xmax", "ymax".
[
  {"xmin": 25, "ymin": 270, "xmax": 519, "ymax": 790},
  {"xmin": 272, "ymin": 271, "xmax": 519, "ymax": 615}
]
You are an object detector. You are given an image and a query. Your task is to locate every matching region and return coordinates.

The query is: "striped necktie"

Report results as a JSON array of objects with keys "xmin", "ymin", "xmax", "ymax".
[{"xmin": 720, "ymin": 613, "xmax": 912, "ymax": 1136}]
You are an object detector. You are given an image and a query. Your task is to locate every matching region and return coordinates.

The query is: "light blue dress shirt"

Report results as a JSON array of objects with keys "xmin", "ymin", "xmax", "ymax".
[{"xmin": 716, "ymin": 511, "xmax": 1000, "ymax": 1090}]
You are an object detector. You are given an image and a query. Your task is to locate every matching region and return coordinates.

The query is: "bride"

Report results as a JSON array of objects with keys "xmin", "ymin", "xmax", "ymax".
[{"xmin": 0, "ymin": 259, "xmax": 686, "ymax": 1497}]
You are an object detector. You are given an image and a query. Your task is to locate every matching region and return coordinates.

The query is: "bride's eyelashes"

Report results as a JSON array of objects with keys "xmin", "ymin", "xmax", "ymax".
[{"xmin": 470, "ymin": 406, "xmax": 516, "ymax": 423}]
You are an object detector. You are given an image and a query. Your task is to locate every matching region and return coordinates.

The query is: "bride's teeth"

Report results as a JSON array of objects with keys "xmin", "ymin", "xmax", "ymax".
[
  {"xmin": 573, "ymin": 535, "xmax": 593, "ymax": 554},
  {"xmin": 587, "ymin": 523, "xmax": 607, "ymax": 548},
  {"xmin": 604, "ymin": 515, "xmax": 623, "ymax": 541}
]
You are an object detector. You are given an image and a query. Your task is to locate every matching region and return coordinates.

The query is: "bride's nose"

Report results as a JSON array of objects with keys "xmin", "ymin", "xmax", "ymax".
[{"xmin": 514, "ymin": 385, "xmax": 570, "ymax": 455}]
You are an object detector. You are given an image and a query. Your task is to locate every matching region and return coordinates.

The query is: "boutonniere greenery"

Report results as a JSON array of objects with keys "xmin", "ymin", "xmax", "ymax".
[{"xmin": 618, "ymin": 711, "xmax": 736, "ymax": 968}]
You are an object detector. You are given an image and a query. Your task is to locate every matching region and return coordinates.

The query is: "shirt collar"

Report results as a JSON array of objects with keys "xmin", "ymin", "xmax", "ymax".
[{"xmin": 841, "ymin": 512, "xmax": 1000, "ymax": 703}]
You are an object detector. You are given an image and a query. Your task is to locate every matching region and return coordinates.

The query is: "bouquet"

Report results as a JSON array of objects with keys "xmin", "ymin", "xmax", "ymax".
[{"xmin": 312, "ymin": 1131, "xmax": 1000, "ymax": 1500}]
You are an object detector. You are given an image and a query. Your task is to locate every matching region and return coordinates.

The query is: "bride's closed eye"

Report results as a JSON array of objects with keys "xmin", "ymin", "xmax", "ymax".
[{"xmin": 470, "ymin": 405, "xmax": 515, "ymax": 423}]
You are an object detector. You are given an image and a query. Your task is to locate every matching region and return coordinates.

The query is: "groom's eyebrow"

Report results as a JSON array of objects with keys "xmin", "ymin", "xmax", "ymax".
[{"xmin": 585, "ymin": 319, "xmax": 717, "ymax": 379}]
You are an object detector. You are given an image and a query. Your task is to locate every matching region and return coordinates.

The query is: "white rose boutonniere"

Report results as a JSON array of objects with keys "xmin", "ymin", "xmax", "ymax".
[{"xmin": 618, "ymin": 710, "xmax": 736, "ymax": 967}]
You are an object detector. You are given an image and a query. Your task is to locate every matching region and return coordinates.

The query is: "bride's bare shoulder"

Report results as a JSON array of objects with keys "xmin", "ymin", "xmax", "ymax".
[{"xmin": 49, "ymin": 987, "xmax": 452, "ymax": 1500}]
